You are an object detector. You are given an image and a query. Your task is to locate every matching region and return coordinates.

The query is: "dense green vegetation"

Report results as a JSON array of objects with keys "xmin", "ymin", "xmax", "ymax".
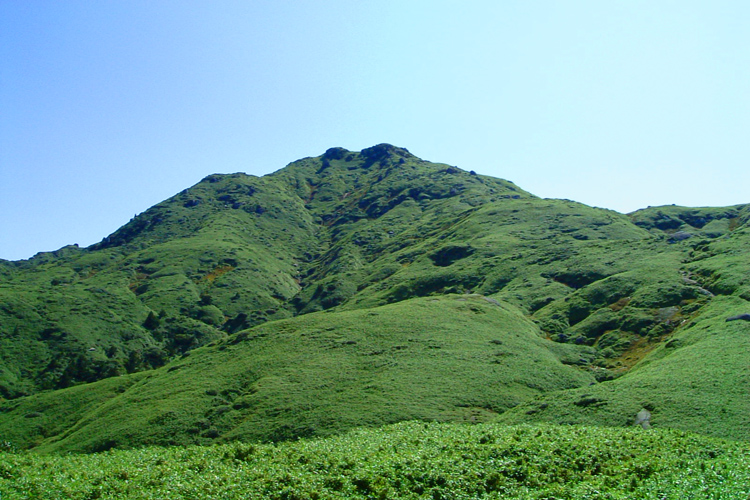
[
  {"xmin": 0, "ymin": 295, "xmax": 594, "ymax": 452},
  {"xmin": 1, "ymin": 144, "xmax": 749, "ymax": 495},
  {"xmin": 497, "ymin": 211, "xmax": 750, "ymax": 439},
  {"xmin": 2, "ymin": 422, "xmax": 748, "ymax": 499},
  {"xmin": 0, "ymin": 145, "xmax": 529, "ymax": 399}
]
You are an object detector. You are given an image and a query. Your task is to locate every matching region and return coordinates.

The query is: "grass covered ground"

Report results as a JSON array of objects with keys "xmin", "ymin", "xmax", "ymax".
[
  {"xmin": 497, "ymin": 295, "xmax": 750, "ymax": 441},
  {"xmin": 2, "ymin": 422, "xmax": 748, "ymax": 499},
  {"xmin": 0, "ymin": 295, "xmax": 593, "ymax": 452},
  {"xmin": 0, "ymin": 145, "xmax": 526, "ymax": 399},
  {"xmin": 497, "ymin": 223, "xmax": 750, "ymax": 441}
]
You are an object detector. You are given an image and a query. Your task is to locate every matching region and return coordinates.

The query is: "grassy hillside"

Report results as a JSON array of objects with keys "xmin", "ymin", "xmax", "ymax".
[
  {"xmin": 497, "ymin": 219, "xmax": 750, "ymax": 439},
  {"xmin": 0, "ymin": 295, "xmax": 593, "ymax": 452},
  {"xmin": 0, "ymin": 145, "xmax": 527, "ymax": 398},
  {"xmin": 1, "ymin": 144, "xmax": 749, "ymax": 453},
  {"xmin": 2, "ymin": 422, "xmax": 749, "ymax": 499}
]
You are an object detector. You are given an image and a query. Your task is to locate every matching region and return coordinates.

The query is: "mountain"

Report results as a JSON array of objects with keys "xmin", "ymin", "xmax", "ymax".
[{"xmin": 1, "ymin": 144, "xmax": 748, "ymax": 452}]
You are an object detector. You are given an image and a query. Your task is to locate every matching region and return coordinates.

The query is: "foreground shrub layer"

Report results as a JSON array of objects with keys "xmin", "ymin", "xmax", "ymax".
[{"xmin": 1, "ymin": 422, "xmax": 749, "ymax": 499}]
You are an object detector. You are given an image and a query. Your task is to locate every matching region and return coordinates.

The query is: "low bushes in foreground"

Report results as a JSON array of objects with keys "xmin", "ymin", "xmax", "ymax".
[{"xmin": 1, "ymin": 422, "xmax": 748, "ymax": 499}]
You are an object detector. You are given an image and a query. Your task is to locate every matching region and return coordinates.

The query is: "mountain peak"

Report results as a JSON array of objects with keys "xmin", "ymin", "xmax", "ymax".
[
  {"xmin": 359, "ymin": 143, "xmax": 412, "ymax": 161},
  {"xmin": 321, "ymin": 144, "xmax": 414, "ymax": 165}
]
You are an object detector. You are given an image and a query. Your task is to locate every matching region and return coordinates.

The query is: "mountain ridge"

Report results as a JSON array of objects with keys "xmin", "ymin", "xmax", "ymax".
[{"xmin": 1, "ymin": 144, "xmax": 749, "ymax": 451}]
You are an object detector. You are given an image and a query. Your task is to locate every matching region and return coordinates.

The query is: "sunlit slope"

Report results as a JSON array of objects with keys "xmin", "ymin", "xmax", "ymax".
[
  {"xmin": 0, "ymin": 144, "xmax": 531, "ymax": 398},
  {"xmin": 497, "ymin": 220, "xmax": 750, "ymax": 440},
  {"xmin": 0, "ymin": 174, "xmax": 312, "ymax": 398},
  {"xmin": 1, "ymin": 295, "xmax": 594, "ymax": 452}
]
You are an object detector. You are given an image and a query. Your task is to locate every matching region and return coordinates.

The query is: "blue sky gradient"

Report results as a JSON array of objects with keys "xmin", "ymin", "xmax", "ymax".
[{"xmin": 1, "ymin": 1, "xmax": 748, "ymax": 260}]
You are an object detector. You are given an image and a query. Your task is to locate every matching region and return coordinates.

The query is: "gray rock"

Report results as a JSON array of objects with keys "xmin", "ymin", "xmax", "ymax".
[
  {"xmin": 670, "ymin": 231, "xmax": 693, "ymax": 242},
  {"xmin": 634, "ymin": 408, "xmax": 652, "ymax": 429},
  {"xmin": 726, "ymin": 313, "xmax": 750, "ymax": 322},
  {"xmin": 482, "ymin": 297, "xmax": 501, "ymax": 306}
]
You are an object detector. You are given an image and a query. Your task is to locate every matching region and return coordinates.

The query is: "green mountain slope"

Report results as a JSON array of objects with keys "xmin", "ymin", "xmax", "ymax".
[
  {"xmin": 1, "ymin": 295, "xmax": 594, "ymax": 452},
  {"xmin": 1, "ymin": 144, "xmax": 748, "ymax": 451},
  {"xmin": 498, "ymin": 221, "xmax": 750, "ymax": 439},
  {"xmin": 0, "ymin": 145, "xmax": 527, "ymax": 398}
]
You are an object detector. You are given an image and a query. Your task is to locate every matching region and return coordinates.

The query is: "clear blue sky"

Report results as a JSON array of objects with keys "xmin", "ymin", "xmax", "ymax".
[{"xmin": 1, "ymin": 1, "xmax": 748, "ymax": 261}]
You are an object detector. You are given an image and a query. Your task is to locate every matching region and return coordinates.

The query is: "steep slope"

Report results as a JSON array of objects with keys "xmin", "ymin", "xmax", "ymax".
[
  {"xmin": 0, "ymin": 144, "xmax": 528, "ymax": 398},
  {"xmin": 0, "ymin": 175, "xmax": 311, "ymax": 398}
]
